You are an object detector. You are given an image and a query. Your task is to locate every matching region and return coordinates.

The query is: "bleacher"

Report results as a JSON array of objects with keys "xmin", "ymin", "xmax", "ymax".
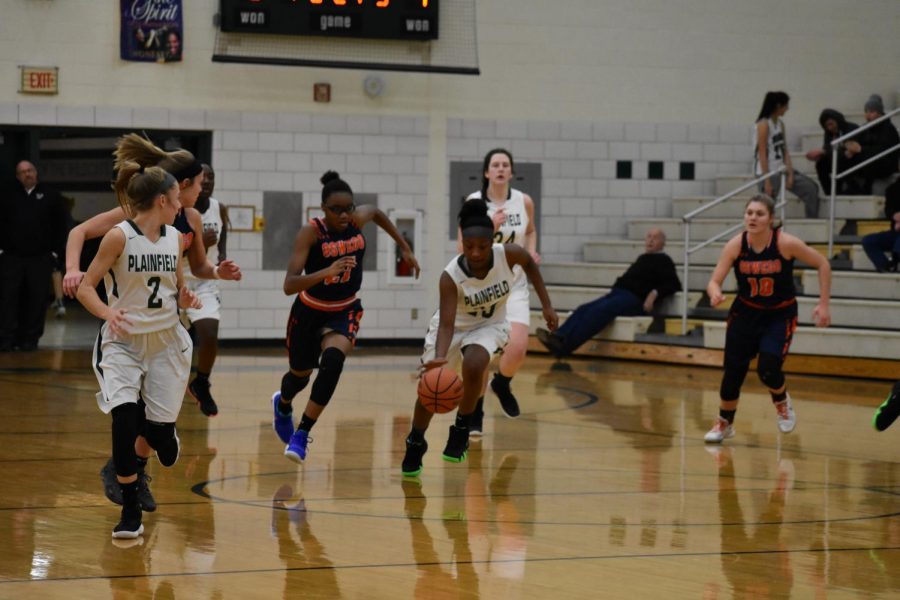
[{"xmin": 528, "ymin": 105, "xmax": 900, "ymax": 380}]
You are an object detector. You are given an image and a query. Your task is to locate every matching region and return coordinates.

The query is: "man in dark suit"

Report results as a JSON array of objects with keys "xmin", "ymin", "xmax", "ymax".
[{"xmin": 0, "ymin": 161, "xmax": 68, "ymax": 351}]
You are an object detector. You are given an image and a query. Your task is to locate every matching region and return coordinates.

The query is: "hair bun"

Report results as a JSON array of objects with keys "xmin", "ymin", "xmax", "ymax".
[
  {"xmin": 459, "ymin": 198, "xmax": 489, "ymax": 221},
  {"xmin": 320, "ymin": 170, "xmax": 341, "ymax": 185}
]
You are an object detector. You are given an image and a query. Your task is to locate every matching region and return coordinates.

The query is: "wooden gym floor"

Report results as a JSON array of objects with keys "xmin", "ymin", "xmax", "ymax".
[{"xmin": 1, "ymin": 347, "xmax": 899, "ymax": 599}]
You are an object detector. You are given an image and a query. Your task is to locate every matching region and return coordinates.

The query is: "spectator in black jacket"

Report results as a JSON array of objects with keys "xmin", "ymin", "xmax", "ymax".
[
  {"xmin": 536, "ymin": 228, "xmax": 681, "ymax": 358},
  {"xmin": 0, "ymin": 161, "xmax": 68, "ymax": 351},
  {"xmin": 843, "ymin": 94, "xmax": 900, "ymax": 194},
  {"xmin": 805, "ymin": 109, "xmax": 860, "ymax": 195},
  {"xmin": 862, "ymin": 179, "xmax": 900, "ymax": 272}
]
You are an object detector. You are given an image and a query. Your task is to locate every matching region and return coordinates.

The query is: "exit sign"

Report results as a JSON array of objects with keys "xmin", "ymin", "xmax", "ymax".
[{"xmin": 20, "ymin": 66, "xmax": 58, "ymax": 94}]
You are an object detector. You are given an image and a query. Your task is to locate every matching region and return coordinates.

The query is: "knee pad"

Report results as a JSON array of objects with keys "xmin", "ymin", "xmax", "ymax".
[
  {"xmin": 281, "ymin": 371, "xmax": 310, "ymax": 402},
  {"xmin": 144, "ymin": 421, "xmax": 180, "ymax": 467},
  {"xmin": 719, "ymin": 359, "xmax": 750, "ymax": 402},
  {"xmin": 309, "ymin": 347, "xmax": 346, "ymax": 407},
  {"xmin": 111, "ymin": 403, "xmax": 140, "ymax": 477},
  {"xmin": 757, "ymin": 352, "xmax": 785, "ymax": 390}
]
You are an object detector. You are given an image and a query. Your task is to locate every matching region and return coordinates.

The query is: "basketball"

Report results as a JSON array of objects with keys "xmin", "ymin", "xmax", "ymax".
[{"xmin": 417, "ymin": 367, "xmax": 463, "ymax": 414}]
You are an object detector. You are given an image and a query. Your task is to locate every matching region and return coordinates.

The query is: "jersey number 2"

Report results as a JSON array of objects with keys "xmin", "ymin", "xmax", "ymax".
[
  {"xmin": 747, "ymin": 276, "xmax": 774, "ymax": 298},
  {"xmin": 147, "ymin": 276, "xmax": 162, "ymax": 308}
]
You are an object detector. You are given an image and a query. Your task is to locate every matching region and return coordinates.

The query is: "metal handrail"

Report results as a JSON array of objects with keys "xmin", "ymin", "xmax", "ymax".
[
  {"xmin": 680, "ymin": 167, "xmax": 786, "ymax": 334},
  {"xmin": 827, "ymin": 107, "xmax": 900, "ymax": 257},
  {"xmin": 829, "ymin": 107, "xmax": 900, "ymax": 147}
]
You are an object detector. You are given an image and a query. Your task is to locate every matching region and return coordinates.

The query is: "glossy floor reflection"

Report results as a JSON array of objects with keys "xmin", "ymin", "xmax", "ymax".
[{"xmin": 1, "ymin": 348, "xmax": 899, "ymax": 598}]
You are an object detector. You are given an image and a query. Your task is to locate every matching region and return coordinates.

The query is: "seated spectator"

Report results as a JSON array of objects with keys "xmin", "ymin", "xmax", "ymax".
[
  {"xmin": 862, "ymin": 178, "xmax": 900, "ymax": 272},
  {"xmin": 842, "ymin": 94, "xmax": 899, "ymax": 194},
  {"xmin": 536, "ymin": 228, "xmax": 681, "ymax": 359},
  {"xmin": 805, "ymin": 109, "xmax": 861, "ymax": 195}
]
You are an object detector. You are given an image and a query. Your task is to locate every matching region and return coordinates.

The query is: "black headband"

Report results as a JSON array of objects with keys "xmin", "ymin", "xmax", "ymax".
[
  {"xmin": 170, "ymin": 159, "xmax": 203, "ymax": 182},
  {"xmin": 461, "ymin": 225, "xmax": 495, "ymax": 240}
]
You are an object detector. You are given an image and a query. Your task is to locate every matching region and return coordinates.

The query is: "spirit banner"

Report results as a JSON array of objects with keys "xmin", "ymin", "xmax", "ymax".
[{"xmin": 120, "ymin": 0, "xmax": 183, "ymax": 63}]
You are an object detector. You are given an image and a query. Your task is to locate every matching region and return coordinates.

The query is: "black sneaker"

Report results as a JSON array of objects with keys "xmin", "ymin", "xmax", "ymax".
[
  {"xmin": 873, "ymin": 381, "xmax": 900, "ymax": 432},
  {"xmin": 100, "ymin": 458, "xmax": 156, "ymax": 512},
  {"xmin": 189, "ymin": 378, "xmax": 219, "ymax": 417},
  {"xmin": 536, "ymin": 327, "xmax": 566, "ymax": 359},
  {"xmin": 469, "ymin": 399, "xmax": 484, "ymax": 437},
  {"xmin": 136, "ymin": 472, "xmax": 157, "ymax": 512},
  {"xmin": 490, "ymin": 375, "xmax": 520, "ymax": 418},
  {"xmin": 112, "ymin": 504, "xmax": 144, "ymax": 539},
  {"xmin": 100, "ymin": 458, "xmax": 123, "ymax": 505},
  {"xmin": 402, "ymin": 437, "xmax": 428, "ymax": 477},
  {"xmin": 441, "ymin": 425, "xmax": 469, "ymax": 463}
]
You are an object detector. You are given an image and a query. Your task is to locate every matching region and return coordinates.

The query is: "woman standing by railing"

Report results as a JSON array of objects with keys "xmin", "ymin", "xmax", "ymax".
[{"xmin": 754, "ymin": 91, "xmax": 822, "ymax": 218}]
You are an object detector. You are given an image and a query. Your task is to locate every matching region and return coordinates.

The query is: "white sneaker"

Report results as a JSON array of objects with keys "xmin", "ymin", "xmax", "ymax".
[
  {"xmin": 54, "ymin": 301, "xmax": 66, "ymax": 318},
  {"xmin": 774, "ymin": 394, "xmax": 796, "ymax": 433},
  {"xmin": 704, "ymin": 417, "xmax": 735, "ymax": 443}
]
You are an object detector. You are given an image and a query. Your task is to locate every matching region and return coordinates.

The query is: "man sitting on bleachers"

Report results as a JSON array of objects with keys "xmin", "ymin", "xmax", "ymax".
[
  {"xmin": 536, "ymin": 228, "xmax": 681, "ymax": 359},
  {"xmin": 862, "ymin": 179, "xmax": 900, "ymax": 272},
  {"xmin": 842, "ymin": 94, "xmax": 899, "ymax": 195}
]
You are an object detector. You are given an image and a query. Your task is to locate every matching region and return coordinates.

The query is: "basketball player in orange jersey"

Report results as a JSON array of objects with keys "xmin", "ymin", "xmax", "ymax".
[
  {"xmin": 704, "ymin": 194, "xmax": 831, "ymax": 443},
  {"xmin": 401, "ymin": 199, "xmax": 557, "ymax": 477},
  {"xmin": 272, "ymin": 171, "xmax": 420, "ymax": 464},
  {"xmin": 462, "ymin": 149, "xmax": 539, "ymax": 432}
]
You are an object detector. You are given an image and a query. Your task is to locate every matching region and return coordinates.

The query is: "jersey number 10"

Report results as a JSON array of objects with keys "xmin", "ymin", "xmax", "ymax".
[{"xmin": 747, "ymin": 276, "xmax": 774, "ymax": 298}]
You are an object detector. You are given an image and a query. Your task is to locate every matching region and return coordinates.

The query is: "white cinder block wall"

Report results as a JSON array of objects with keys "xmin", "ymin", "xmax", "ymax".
[
  {"xmin": 447, "ymin": 118, "xmax": 754, "ymax": 263},
  {"xmin": 2, "ymin": 0, "xmax": 898, "ymax": 339},
  {"xmin": 208, "ymin": 112, "xmax": 433, "ymax": 339}
]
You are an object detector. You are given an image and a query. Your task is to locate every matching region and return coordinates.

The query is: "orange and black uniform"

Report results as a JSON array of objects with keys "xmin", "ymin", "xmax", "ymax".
[
  {"xmin": 286, "ymin": 217, "xmax": 365, "ymax": 371},
  {"xmin": 725, "ymin": 228, "xmax": 798, "ymax": 366},
  {"xmin": 173, "ymin": 209, "xmax": 194, "ymax": 257}
]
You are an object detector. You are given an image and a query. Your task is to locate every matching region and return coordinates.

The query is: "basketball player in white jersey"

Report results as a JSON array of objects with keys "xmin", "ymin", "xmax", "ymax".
[
  {"xmin": 462, "ymin": 149, "xmax": 539, "ymax": 433},
  {"xmin": 754, "ymin": 91, "xmax": 822, "ymax": 218},
  {"xmin": 184, "ymin": 164, "xmax": 230, "ymax": 416},
  {"xmin": 62, "ymin": 135, "xmax": 242, "ymax": 511},
  {"xmin": 401, "ymin": 199, "xmax": 557, "ymax": 477},
  {"xmin": 76, "ymin": 164, "xmax": 201, "ymax": 539}
]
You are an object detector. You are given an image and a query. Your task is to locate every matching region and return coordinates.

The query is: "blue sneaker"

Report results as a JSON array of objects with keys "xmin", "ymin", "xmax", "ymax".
[
  {"xmin": 272, "ymin": 391, "xmax": 294, "ymax": 444},
  {"xmin": 285, "ymin": 429, "xmax": 310, "ymax": 464}
]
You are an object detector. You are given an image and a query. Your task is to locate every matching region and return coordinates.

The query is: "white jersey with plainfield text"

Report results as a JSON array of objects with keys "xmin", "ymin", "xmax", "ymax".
[
  {"xmin": 466, "ymin": 188, "xmax": 531, "ymax": 325},
  {"xmin": 185, "ymin": 197, "xmax": 223, "ymax": 282},
  {"xmin": 444, "ymin": 244, "xmax": 516, "ymax": 331},
  {"xmin": 105, "ymin": 221, "xmax": 181, "ymax": 334},
  {"xmin": 466, "ymin": 188, "xmax": 529, "ymax": 247}
]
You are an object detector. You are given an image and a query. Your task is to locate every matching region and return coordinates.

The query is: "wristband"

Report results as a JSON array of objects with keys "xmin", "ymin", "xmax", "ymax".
[{"xmin": 212, "ymin": 265, "xmax": 220, "ymax": 279}]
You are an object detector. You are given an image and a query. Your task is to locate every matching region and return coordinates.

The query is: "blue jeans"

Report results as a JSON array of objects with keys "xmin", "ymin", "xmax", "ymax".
[
  {"xmin": 862, "ymin": 228, "xmax": 900, "ymax": 271},
  {"xmin": 556, "ymin": 288, "xmax": 645, "ymax": 355}
]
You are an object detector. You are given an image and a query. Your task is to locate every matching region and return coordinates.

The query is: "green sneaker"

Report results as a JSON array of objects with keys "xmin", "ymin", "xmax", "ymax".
[
  {"xmin": 441, "ymin": 425, "xmax": 469, "ymax": 463},
  {"xmin": 873, "ymin": 381, "xmax": 900, "ymax": 432},
  {"xmin": 402, "ymin": 437, "xmax": 427, "ymax": 477}
]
